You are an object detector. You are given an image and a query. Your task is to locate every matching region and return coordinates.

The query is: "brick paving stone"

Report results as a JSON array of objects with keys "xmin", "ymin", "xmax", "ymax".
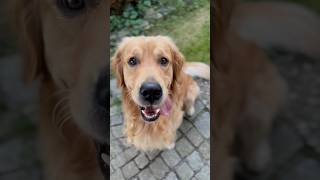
[
  {"xmin": 111, "ymin": 152, "xmax": 128, "ymax": 168},
  {"xmin": 138, "ymin": 168, "xmax": 157, "ymax": 180},
  {"xmin": 110, "ymin": 113, "xmax": 123, "ymax": 126},
  {"xmin": 123, "ymin": 147, "xmax": 139, "ymax": 161},
  {"xmin": 110, "ymin": 104, "xmax": 121, "ymax": 116},
  {"xmin": 111, "ymin": 169, "xmax": 125, "ymax": 180},
  {"xmin": 118, "ymin": 137, "xmax": 130, "ymax": 149},
  {"xmin": 188, "ymin": 99, "xmax": 205, "ymax": 121},
  {"xmin": 176, "ymin": 162, "xmax": 194, "ymax": 180},
  {"xmin": 110, "ymin": 140, "xmax": 123, "ymax": 159},
  {"xmin": 149, "ymin": 157, "xmax": 170, "ymax": 179},
  {"xmin": 194, "ymin": 111, "xmax": 210, "ymax": 138},
  {"xmin": 146, "ymin": 150, "xmax": 161, "ymax": 160},
  {"xmin": 121, "ymin": 161, "xmax": 139, "ymax": 179},
  {"xmin": 176, "ymin": 130, "xmax": 182, "ymax": 139},
  {"xmin": 180, "ymin": 120, "xmax": 193, "ymax": 133},
  {"xmin": 195, "ymin": 165, "xmax": 210, "ymax": 180},
  {"xmin": 110, "ymin": 79, "xmax": 122, "ymax": 98},
  {"xmin": 165, "ymin": 171, "xmax": 179, "ymax": 180},
  {"xmin": 186, "ymin": 127, "xmax": 204, "ymax": 147},
  {"xmin": 200, "ymin": 98, "xmax": 209, "ymax": 110},
  {"xmin": 161, "ymin": 149, "xmax": 181, "ymax": 168},
  {"xmin": 186, "ymin": 151, "xmax": 204, "ymax": 171},
  {"xmin": 110, "ymin": 165, "xmax": 114, "ymax": 174},
  {"xmin": 111, "ymin": 125, "xmax": 124, "ymax": 138},
  {"xmin": 176, "ymin": 137, "xmax": 194, "ymax": 158},
  {"xmin": 198, "ymin": 141, "xmax": 210, "ymax": 160},
  {"xmin": 134, "ymin": 153, "xmax": 149, "ymax": 169},
  {"xmin": 110, "ymin": 132, "xmax": 116, "ymax": 141}
]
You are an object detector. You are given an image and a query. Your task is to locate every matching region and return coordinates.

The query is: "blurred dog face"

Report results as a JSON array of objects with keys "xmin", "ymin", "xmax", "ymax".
[
  {"xmin": 112, "ymin": 36, "xmax": 184, "ymax": 122},
  {"xmin": 14, "ymin": 0, "xmax": 108, "ymax": 141}
]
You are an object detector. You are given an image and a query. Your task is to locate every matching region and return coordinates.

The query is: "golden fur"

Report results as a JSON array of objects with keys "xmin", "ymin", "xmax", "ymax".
[
  {"xmin": 112, "ymin": 36, "xmax": 203, "ymax": 150},
  {"xmin": 213, "ymin": 0, "xmax": 287, "ymax": 179},
  {"xmin": 12, "ymin": 0, "xmax": 108, "ymax": 179}
]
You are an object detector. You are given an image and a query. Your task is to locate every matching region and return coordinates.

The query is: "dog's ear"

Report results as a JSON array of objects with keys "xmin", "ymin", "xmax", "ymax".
[
  {"xmin": 111, "ymin": 46, "xmax": 125, "ymax": 89},
  {"xmin": 12, "ymin": 0, "xmax": 45, "ymax": 83},
  {"xmin": 167, "ymin": 38, "xmax": 185, "ymax": 84}
]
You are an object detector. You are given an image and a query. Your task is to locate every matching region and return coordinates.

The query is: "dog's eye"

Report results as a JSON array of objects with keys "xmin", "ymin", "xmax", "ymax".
[
  {"xmin": 128, "ymin": 57, "xmax": 138, "ymax": 66},
  {"xmin": 159, "ymin": 57, "xmax": 169, "ymax": 66},
  {"xmin": 57, "ymin": 0, "xmax": 86, "ymax": 15}
]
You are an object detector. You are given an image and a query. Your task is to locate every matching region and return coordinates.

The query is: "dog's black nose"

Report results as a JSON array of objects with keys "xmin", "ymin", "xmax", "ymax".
[
  {"xmin": 95, "ymin": 70, "xmax": 108, "ymax": 109},
  {"xmin": 139, "ymin": 82, "xmax": 162, "ymax": 104}
]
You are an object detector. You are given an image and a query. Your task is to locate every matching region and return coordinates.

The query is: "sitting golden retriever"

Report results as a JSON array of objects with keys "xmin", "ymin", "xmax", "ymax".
[
  {"xmin": 112, "ymin": 36, "xmax": 210, "ymax": 150},
  {"xmin": 213, "ymin": 0, "xmax": 319, "ymax": 179}
]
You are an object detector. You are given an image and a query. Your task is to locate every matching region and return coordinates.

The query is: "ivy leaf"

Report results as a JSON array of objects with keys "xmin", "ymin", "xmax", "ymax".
[
  {"xmin": 123, "ymin": 11, "xmax": 130, "ymax": 18},
  {"xmin": 130, "ymin": 11, "xmax": 138, "ymax": 19},
  {"xmin": 143, "ymin": 0, "xmax": 151, "ymax": 7}
]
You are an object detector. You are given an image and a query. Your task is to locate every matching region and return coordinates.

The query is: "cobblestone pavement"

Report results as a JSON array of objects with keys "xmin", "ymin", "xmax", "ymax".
[{"xmin": 110, "ymin": 77, "xmax": 210, "ymax": 180}]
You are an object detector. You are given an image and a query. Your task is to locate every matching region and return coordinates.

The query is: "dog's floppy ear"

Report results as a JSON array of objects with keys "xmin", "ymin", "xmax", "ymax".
[
  {"xmin": 12, "ymin": 0, "xmax": 45, "ymax": 83},
  {"xmin": 111, "ymin": 44, "xmax": 125, "ymax": 89},
  {"xmin": 167, "ymin": 37, "xmax": 185, "ymax": 84}
]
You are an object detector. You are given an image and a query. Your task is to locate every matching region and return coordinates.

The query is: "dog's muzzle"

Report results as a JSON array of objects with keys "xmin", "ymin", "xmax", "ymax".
[
  {"xmin": 138, "ymin": 81, "xmax": 163, "ymax": 122},
  {"xmin": 137, "ymin": 81, "xmax": 172, "ymax": 122},
  {"xmin": 139, "ymin": 81, "xmax": 163, "ymax": 104}
]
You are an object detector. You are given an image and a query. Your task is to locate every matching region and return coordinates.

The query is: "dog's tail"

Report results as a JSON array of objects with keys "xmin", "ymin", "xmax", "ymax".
[
  {"xmin": 232, "ymin": 2, "xmax": 320, "ymax": 59},
  {"xmin": 183, "ymin": 62, "xmax": 210, "ymax": 80}
]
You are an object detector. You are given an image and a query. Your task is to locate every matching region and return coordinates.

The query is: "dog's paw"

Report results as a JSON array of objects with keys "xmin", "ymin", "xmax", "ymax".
[
  {"xmin": 167, "ymin": 143, "xmax": 175, "ymax": 149},
  {"xmin": 186, "ymin": 106, "xmax": 195, "ymax": 116}
]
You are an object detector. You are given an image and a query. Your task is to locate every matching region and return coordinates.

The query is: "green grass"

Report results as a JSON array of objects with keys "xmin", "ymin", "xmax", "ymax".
[{"xmin": 146, "ymin": 1, "xmax": 210, "ymax": 63}]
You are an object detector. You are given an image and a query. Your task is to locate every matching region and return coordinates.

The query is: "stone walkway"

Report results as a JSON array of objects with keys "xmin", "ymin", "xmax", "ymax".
[{"xmin": 110, "ymin": 78, "xmax": 210, "ymax": 180}]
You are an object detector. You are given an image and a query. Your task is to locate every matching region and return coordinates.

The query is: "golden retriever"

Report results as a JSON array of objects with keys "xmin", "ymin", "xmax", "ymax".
[
  {"xmin": 112, "ymin": 36, "xmax": 210, "ymax": 150},
  {"xmin": 12, "ymin": 0, "xmax": 108, "ymax": 179},
  {"xmin": 213, "ymin": 0, "xmax": 319, "ymax": 179}
]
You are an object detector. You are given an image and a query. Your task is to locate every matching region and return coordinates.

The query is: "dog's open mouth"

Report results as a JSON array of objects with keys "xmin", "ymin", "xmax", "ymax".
[
  {"xmin": 140, "ymin": 106, "xmax": 161, "ymax": 122},
  {"xmin": 140, "ymin": 98, "xmax": 172, "ymax": 122}
]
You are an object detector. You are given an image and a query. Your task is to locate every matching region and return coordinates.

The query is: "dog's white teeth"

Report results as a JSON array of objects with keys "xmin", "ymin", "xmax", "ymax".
[
  {"xmin": 142, "ymin": 110, "xmax": 147, "ymax": 116},
  {"xmin": 141, "ymin": 108, "xmax": 160, "ymax": 120}
]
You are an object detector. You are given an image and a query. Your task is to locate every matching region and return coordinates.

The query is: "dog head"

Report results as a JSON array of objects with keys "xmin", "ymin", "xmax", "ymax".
[
  {"xmin": 13, "ymin": 0, "xmax": 108, "ymax": 142},
  {"xmin": 112, "ymin": 36, "xmax": 184, "ymax": 122}
]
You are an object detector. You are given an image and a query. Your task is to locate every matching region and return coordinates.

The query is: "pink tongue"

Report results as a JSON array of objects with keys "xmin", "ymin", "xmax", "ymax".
[{"xmin": 160, "ymin": 98, "xmax": 172, "ymax": 116}]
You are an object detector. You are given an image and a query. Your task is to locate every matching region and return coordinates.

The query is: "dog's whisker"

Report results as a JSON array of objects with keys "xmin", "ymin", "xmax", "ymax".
[
  {"xmin": 56, "ymin": 102, "xmax": 70, "ymax": 120},
  {"xmin": 58, "ymin": 114, "xmax": 72, "ymax": 130},
  {"xmin": 52, "ymin": 96, "xmax": 70, "ymax": 128},
  {"xmin": 52, "ymin": 97, "xmax": 68, "ymax": 120}
]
